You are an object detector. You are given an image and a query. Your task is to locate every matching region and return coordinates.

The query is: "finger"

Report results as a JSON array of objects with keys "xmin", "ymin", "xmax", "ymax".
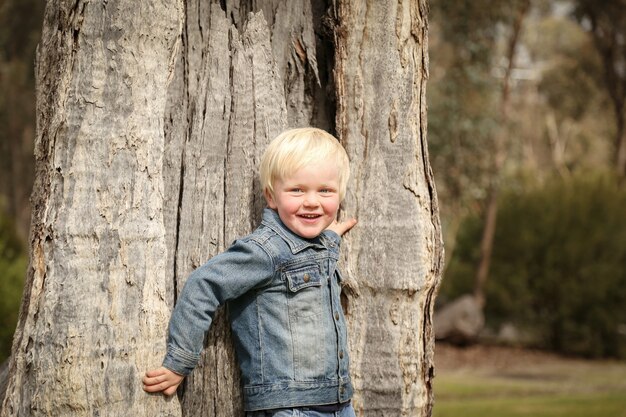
[
  {"xmin": 144, "ymin": 375, "xmax": 182, "ymax": 394},
  {"xmin": 164, "ymin": 384, "xmax": 179, "ymax": 396},
  {"xmin": 335, "ymin": 218, "xmax": 357, "ymax": 235},
  {"xmin": 143, "ymin": 374, "xmax": 165, "ymax": 386},
  {"xmin": 143, "ymin": 381, "xmax": 168, "ymax": 393},
  {"xmin": 145, "ymin": 368, "xmax": 167, "ymax": 378},
  {"xmin": 342, "ymin": 218, "xmax": 357, "ymax": 232}
]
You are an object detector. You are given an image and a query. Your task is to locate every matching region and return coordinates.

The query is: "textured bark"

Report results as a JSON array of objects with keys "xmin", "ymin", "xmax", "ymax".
[
  {"xmin": 334, "ymin": 1, "xmax": 443, "ymax": 416},
  {"xmin": 163, "ymin": 5, "xmax": 287, "ymax": 415},
  {"xmin": 1, "ymin": 0, "xmax": 183, "ymax": 415},
  {"xmin": 2, "ymin": 1, "xmax": 442, "ymax": 416},
  {"xmin": 221, "ymin": 0, "xmax": 335, "ymax": 131}
]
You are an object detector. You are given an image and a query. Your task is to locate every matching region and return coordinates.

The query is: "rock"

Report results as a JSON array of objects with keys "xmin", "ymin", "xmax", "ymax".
[{"xmin": 434, "ymin": 294, "xmax": 485, "ymax": 344}]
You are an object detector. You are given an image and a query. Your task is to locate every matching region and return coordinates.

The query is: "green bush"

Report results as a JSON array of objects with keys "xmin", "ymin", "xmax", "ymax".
[
  {"xmin": 443, "ymin": 173, "xmax": 626, "ymax": 358},
  {"xmin": 0, "ymin": 212, "xmax": 27, "ymax": 363}
]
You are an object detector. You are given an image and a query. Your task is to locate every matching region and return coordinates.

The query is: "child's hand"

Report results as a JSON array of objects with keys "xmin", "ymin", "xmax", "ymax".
[
  {"xmin": 142, "ymin": 367, "xmax": 184, "ymax": 396},
  {"xmin": 326, "ymin": 218, "xmax": 357, "ymax": 236}
]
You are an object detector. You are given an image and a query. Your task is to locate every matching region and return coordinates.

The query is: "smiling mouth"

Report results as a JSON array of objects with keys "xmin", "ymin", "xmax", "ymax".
[{"xmin": 298, "ymin": 214, "xmax": 321, "ymax": 219}]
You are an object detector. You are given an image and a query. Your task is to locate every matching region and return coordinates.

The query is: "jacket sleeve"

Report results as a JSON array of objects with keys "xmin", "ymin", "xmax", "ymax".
[{"xmin": 162, "ymin": 238, "xmax": 274, "ymax": 375}]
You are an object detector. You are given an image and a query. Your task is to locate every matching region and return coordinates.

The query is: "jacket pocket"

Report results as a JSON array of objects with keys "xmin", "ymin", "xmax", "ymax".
[
  {"xmin": 283, "ymin": 264, "xmax": 323, "ymax": 319},
  {"xmin": 283, "ymin": 264, "xmax": 326, "ymax": 380},
  {"xmin": 284, "ymin": 264, "xmax": 323, "ymax": 292}
]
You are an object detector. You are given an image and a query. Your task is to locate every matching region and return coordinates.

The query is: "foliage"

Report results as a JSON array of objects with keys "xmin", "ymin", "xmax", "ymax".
[
  {"xmin": 570, "ymin": 0, "xmax": 626, "ymax": 177},
  {"xmin": 442, "ymin": 172, "xmax": 626, "ymax": 358},
  {"xmin": 0, "ymin": 0, "xmax": 44, "ymax": 240},
  {"xmin": 538, "ymin": 44, "xmax": 599, "ymax": 122},
  {"xmin": 428, "ymin": 0, "xmax": 553, "ymax": 257},
  {"xmin": 0, "ymin": 0, "xmax": 44, "ymax": 63},
  {"xmin": 428, "ymin": 0, "xmax": 508, "ymax": 209},
  {"xmin": 429, "ymin": 0, "xmax": 621, "ymax": 258},
  {"xmin": 0, "ymin": 211, "xmax": 27, "ymax": 363},
  {"xmin": 571, "ymin": 0, "xmax": 626, "ymax": 104},
  {"xmin": 521, "ymin": 3, "xmax": 615, "ymax": 174}
]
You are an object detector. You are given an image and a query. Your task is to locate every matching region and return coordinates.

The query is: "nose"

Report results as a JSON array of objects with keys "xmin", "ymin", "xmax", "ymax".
[{"xmin": 303, "ymin": 192, "xmax": 319, "ymax": 207}]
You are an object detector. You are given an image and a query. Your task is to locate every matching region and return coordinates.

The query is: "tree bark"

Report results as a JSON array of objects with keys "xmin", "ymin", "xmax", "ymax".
[
  {"xmin": 1, "ymin": 0, "xmax": 183, "ymax": 415},
  {"xmin": 163, "ymin": 5, "xmax": 287, "ymax": 415},
  {"xmin": 334, "ymin": 1, "xmax": 443, "ymax": 415},
  {"xmin": 2, "ymin": 1, "xmax": 443, "ymax": 416}
]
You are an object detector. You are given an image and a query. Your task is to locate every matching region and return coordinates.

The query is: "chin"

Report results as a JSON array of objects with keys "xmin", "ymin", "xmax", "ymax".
[{"xmin": 299, "ymin": 231, "xmax": 322, "ymax": 239}]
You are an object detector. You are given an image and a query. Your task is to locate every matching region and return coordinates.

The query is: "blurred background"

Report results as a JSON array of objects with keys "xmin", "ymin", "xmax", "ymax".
[
  {"xmin": 0, "ymin": 0, "xmax": 625, "ymax": 415},
  {"xmin": 427, "ymin": 0, "xmax": 626, "ymax": 415},
  {"xmin": 429, "ymin": 0, "xmax": 626, "ymax": 358},
  {"xmin": 0, "ymin": 0, "xmax": 44, "ymax": 364}
]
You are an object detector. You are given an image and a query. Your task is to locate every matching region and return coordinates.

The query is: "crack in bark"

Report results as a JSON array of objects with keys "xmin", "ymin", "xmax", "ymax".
[
  {"xmin": 68, "ymin": 0, "xmax": 85, "ymax": 77},
  {"xmin": 172, "ymin": 8, "xmax": 192, "ymax": 302}
]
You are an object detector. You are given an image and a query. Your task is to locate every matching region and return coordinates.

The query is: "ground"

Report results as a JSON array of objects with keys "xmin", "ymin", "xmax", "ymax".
[
  {"xmin": 433, "ymin": 342, "xmax": 626, "ymax": 417},
  {"xmin": 435, "ymin": 342, "xmax": 581, "ymax": 372}
]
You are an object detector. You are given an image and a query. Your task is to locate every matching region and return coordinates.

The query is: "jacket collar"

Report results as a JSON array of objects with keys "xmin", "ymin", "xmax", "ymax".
[{"xmin": 261, "ymin": 208, "xmax": 336, "ymax": 254}]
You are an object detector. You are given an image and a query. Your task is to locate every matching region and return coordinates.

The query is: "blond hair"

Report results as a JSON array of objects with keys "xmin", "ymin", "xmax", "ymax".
[{"xmin": 260, "ymin": 127, "xmax": 350, "ymax": 200}]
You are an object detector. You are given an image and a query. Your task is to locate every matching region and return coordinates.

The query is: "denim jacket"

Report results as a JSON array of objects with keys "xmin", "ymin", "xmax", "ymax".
[{"xmin": 163, "ymin": 208, "xmax": 353, "ymax": 411}]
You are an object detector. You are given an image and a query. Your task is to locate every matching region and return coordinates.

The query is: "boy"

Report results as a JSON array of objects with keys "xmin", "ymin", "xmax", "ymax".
[{"xmin": 143, "ymin": 128, "xmax": 357, "ymax": 416}]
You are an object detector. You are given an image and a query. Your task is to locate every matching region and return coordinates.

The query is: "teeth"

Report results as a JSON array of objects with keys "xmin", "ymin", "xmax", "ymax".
[{"xmin": 300, "ymin": 214, "xmax": 319, "ymax": 218}]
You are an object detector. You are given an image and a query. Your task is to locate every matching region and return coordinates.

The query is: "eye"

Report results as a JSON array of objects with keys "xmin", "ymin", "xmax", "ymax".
[
  {"xmin": 319, "ymin": 188, "xmax": 335, "ymax": 194},
  {"xmin": 289, "ymin": 188, "xmax": 303, "ymax": 193}
]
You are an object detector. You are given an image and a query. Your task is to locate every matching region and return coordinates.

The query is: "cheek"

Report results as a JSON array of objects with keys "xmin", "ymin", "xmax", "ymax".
[
  {"xmin": 323, "ymin": 198, "xmax": 340, "ymax": 214},
  {"xmin": 277, "ymin": 196, "xmax": 301, "ymax": 213}
]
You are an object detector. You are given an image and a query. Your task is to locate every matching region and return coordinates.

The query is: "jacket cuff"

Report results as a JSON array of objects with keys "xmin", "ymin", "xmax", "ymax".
[{"xmin": 162, "ymin": 345, "xmax": 200, "ymax": 376}]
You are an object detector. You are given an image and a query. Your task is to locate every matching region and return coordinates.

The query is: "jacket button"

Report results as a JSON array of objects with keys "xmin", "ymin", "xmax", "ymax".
[
  {"xmin": 339, "ymin": 350, "xmax": 344, "ymax": 359},
  {"xmin": 303, "ymin": 273, "xmax": 310, "ymax": 282},
  {"xmin": 334, "ymin": 312, "xmax": 339, "ymax": 320},
  {"xmin": 340, "ymin": 386, "xmax": 345, "ymax": 394}
]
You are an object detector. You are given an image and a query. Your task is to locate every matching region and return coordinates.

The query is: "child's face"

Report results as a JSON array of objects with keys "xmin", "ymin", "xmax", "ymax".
[{"xmin": 265, "ymin": 161, "xmax": 341, "ymax": 239}]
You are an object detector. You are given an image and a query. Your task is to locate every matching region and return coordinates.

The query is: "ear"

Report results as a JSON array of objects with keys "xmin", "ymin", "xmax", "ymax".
[{"xmin": 264, "ymin": 188, "xmax": 277, "ymax": 209}]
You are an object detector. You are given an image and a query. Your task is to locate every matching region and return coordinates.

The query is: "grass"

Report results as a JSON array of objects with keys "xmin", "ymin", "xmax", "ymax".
[{"xmin": 433, "ymin": 348, "xmax": 626, "ymax": 417}]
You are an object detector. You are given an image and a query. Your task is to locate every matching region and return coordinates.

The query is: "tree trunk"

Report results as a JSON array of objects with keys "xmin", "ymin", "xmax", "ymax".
[
  {"xmin": 1, "ymin": 0, "xmax": 184, "ymax": 415},
  {"xmin": 617, "ymin": 121, "xmax": 626, "ymax": 181},
  {"xmin": 334, "ymin": 1, "xmax": 443, "ymax": 415},
  {"xmin": 575, "ymin": 1, "xmax": 626, "ymax": 179},
  {"xmin": 163, "ymin": 5, "xmax": 288, "ymax": 415},
  {"xmin": 1, "ymin": 1, "xmax": 443, "ymax": 416}
]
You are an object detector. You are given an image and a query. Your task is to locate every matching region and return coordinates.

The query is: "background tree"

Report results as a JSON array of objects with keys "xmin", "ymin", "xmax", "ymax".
[
  {"xmin": 0, "ymin": 216, "xmax": 26, "ymax": 365},
  {"xmin": 428, "ymin": 0, "xmax": 530, "ymax": 262},
  {"xmin": 428, "ymin": 0, "xmax": 505, "ymax": 257},
  {"xmin": 444, "ymin": 172, "xmax": 626, "ymax": 358},
  {"xmin": 432, "ymin": 0, "xmax": 626, "ymax": 355},
  {"xmin": 429, "ymin": 0, "xmax": 531, "ymax": 340},
  {"xmin": 573, "ymin": 0, "xmax": 626, "ymax": 180},
  {"xmin": 1, "ymin": 1, "xmax": 443, "ymax": 416},
  {"xmin": 0, "ymin": 0, "xmax": 44, "ymax": 241},
  {"xmin": 474, "ymin": 0, "xmax": 530, "ymax": 307}
]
